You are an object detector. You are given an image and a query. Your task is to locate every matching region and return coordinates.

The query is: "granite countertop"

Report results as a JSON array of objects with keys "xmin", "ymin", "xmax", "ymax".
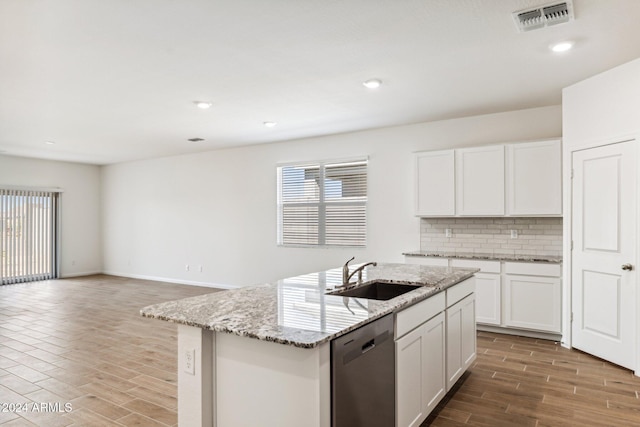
[
  {"xmin": 403, "ymin": 250, "xmax": 562, "ymax": 264},
  {"xmin": 141, "ymin": 263, "xmax": 477, "ymax": 349}
]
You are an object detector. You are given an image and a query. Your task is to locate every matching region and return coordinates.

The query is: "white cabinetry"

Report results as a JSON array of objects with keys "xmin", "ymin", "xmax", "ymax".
[
  {"xmin": 445, "ymin": 280, "xmax": 476, "ymax": 391},
  {"xmin": 451, "ymin": 259, "xmax": 501, "ymax": 326},
  {"xmin": 503, "ymin": 262, "xmax": 562, "ymax": 333},
  {"xmin": 395, "ymin": 292, "xmax": 446, "ymax": 427},
  {"xmin": 414, "ymin": 140, "xmax": 561, "ymax": 217},
  {"xmin": 456, "ymin": 145, "xmax": 505, "ymax": 216},
  {"xmin": 405, "ymin": 256, "xmax": 562, "ymax": 337},
  {"xmin": 506, "ymin": 140, "xmax": 562, "ymax": 216},
  {"xmin": 415, "ymin": 150, "xmax": 455, "ymax": 216},
  {"xmin": 395, "ymin": 278, "xmax": 476, "ymax": 427}
]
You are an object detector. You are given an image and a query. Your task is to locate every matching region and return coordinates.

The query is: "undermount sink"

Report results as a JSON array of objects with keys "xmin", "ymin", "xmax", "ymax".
[{"xmin": 327, "ymin": 281, "xmax": 422, "ymax": 301}]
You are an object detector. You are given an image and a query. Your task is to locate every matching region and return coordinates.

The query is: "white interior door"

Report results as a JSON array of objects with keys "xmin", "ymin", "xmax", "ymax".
[{"xmin": 571, "ymin": 140, "xmax": 637, "ymax": 370}]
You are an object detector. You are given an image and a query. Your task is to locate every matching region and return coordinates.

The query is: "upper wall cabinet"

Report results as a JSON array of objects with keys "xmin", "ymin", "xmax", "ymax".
[
  {"xmin": 456, "ymin": 145, "xmax": 505, "ymax": 216},
  {"xmin": 506, "ymin": 140, "xmax": 562, "ymax": 216},
  {"xmin": 415, "ymin": 139, "xmax": 562, "ymax": 217},
  {"xmin": 415, "ymin": 150, "xmax": 455, "ymax": 216}
]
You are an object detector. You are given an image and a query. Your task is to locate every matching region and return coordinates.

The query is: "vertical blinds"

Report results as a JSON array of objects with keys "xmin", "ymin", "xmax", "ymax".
[
  {"xmin": 0, "ymin": 188, "xmax": 60, "ymax": 285},
  {"xmin": 277, "ymin": 159, "xmax": 367, "ymax": 247}
]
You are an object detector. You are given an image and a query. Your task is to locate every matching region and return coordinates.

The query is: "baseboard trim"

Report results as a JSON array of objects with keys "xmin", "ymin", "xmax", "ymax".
[
  {"xmin": 477, "ymin": 324, "xmax": 562, "ymax": 342},
  {"xmin": 60, "ymin": 271, "xmax": 103, "ymax": 278},
  {"xmin": 101, "ymin": 271, "xmax": 238, "ymax": 290}
]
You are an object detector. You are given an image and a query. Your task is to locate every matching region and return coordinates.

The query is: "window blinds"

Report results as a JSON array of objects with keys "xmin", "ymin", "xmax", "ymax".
[
  {"xmin": 0, "ymin": 188, "xmax": 60, "ymax": 285},
  {"xmin": 277, "ymin": 159, "xmax": 367, "ymax": 247}
]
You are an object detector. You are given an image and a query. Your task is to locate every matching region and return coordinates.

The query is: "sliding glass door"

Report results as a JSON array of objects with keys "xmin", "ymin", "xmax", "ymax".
[{"xmin": 0, "ymin": 188, "xmax": 60, "ymax": 285}]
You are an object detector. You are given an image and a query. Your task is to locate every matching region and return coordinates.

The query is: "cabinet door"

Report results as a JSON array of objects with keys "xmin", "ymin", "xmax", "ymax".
[
  {"xmin": 456, "ymin": 146, "xmax": 505, "ymax": 215},
  {"xmin": 421, "ymin": 312, "xmax": 446, "ymax": 417},
  {"xmin": 415, "ymin": 150, "xmax": 455, "ymax": 216},
  {"xmin": 396, "ymin": 325, "xmax": 426, "ymax": 427},
  {"xmin": 506, "ymin": 140, "xmax": 562, "ymax": 216},
  {"xmin": 396, "ymin": 313, "xmax": 446, "ymax": 427},
  {"xmin": 474, "ymin": 273, "xmax": 501, "ymax": 325},
  {"xmin": 446, "ymin": 294, "xmax": 477, "ymax": 391},
  {"xmin": 504, "ymin": 275, "xmax": 561, "ymax": 333}
]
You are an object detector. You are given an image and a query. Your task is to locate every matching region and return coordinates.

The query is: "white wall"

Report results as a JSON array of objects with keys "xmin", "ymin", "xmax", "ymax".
[
  {"xmin": 102, "ymin": 105, "xmax": 562, "ymax": 287},
  {"xmin": 0, "ymin": 155, "xmax": 102, "ymax": 277},
  {"xmin": 561, "ymin": 57, "xmax": 640, "ymax": 351},
  {"xmin": 563, "ymin": 57, "xmax": 640, "ymax": 150}
]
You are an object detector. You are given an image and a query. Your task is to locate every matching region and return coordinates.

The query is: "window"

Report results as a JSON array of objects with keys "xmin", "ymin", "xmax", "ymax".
[
  {"xmin": 277, "ymin": 158, "xmax": 367, "ymax": 247},
  {"xmin": 0, "ymin": 188, "xmax": 60, "ymax": 285}
]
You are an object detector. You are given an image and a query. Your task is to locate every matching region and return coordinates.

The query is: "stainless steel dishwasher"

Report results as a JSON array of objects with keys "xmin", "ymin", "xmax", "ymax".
[{"xmin": 331, "ymin": 313, "xmax": 395, "ymax": 426}]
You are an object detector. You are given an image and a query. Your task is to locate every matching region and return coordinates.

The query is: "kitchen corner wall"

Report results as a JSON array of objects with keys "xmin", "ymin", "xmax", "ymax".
[{"xmin": 420, "ymin": 217, "xmax": 563, "ymax": 257}]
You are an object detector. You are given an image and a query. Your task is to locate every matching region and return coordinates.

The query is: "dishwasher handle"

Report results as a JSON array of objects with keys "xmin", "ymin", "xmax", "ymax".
[
  {"xmin": 342, "ymin": 330, "xmax": 390, "ymax": 365},
  {"xmin": 362, "ymin": 339, "xmax": 375, "ymax": 354}
]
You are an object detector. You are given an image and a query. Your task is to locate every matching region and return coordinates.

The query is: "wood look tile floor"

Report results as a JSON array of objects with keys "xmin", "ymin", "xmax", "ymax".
[
  {"xmin": 1, "ymin": 276, "xmax": 640, "ymax": 426},
  {"xmin": 0, "ymin": 275, "xmax": 216, "ymax": 426}
]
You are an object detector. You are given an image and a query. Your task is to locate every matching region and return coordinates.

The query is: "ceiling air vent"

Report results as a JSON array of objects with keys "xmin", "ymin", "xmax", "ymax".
[{"xmin": 512, "ymin": 1, "xmax": 574, "ymax": 32}]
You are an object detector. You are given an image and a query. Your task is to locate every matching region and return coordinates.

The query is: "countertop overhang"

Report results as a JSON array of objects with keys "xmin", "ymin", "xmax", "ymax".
[{"xmin": 141, "ymin": 263, "xmax": 477, "ymax": 348}]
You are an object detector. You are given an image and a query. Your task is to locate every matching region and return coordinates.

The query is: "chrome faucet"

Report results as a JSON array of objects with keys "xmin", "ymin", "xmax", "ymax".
[{"xmin": 342, "ymin": 257, "xmax": 377, "ymax": 286}]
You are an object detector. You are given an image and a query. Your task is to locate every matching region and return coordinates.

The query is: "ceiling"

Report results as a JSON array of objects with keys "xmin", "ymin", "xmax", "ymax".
[{"xmin": 1, "ymin": 0, "xmax": 640, "ymax": 165}]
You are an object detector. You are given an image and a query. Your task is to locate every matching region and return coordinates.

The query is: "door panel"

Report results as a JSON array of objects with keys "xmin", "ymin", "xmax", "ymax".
[
  {"xmin": 572, "ymin": 140, "xmax": 636, "ymax": 370},
  {"xmin": 583, "ymin": 156, "xmax": 620, "ymax": 252},
  {"xmin": 582, "ymin": 271, "xmax": 621, "ymax": 339}
]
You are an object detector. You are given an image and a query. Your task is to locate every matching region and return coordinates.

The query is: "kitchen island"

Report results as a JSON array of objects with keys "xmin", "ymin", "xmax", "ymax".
[{"xmin": 142, "ymin": 263, "xmax": 477, "ymax": 427}]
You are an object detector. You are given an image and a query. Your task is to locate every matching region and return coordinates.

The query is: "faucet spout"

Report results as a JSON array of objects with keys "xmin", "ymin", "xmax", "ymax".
[
  {"xmin": 342, "ymin": 257, "xmax": 355, "ymax": 286},
  {"xmin": 341, "ymin": 258, "xmax": 377, "ymax": 286}
]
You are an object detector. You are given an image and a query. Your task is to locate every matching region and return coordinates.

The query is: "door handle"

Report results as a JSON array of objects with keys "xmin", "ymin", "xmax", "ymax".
[{"xmin": 622, "ymin": 263, "xmax": 633, "ymax": 271}]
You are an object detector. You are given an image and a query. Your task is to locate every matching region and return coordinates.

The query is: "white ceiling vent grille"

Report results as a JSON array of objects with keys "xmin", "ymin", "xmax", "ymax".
[{"xmin": 512, "ymin": 1, "xmax": 574, "ymax": 32}]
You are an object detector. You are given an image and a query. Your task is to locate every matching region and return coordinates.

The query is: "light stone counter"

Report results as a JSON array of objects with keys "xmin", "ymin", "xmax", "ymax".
[
  {"xmin": 403, "ymin": 250, "xmax": 562, "ymax": 264},
  {"xmin": 141, "ymin": 263, "xmax": 477, "ymax": 348}
]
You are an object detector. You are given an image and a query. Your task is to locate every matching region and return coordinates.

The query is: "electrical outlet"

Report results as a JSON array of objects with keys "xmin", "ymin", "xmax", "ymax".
[
  {"xmin": 184, "ymin": 348, "xmax": 195, "ymax": 375},
  {"xmin": 445, "ymin": 228, "xmax": 452, "ymax": 238},
  {"xmin": 510, "ymin": 229, "xmax": 518, "ymax": 239},
  {"xmin": 185, "ymin": 264, "xmax": 190, "ymax": 272}
]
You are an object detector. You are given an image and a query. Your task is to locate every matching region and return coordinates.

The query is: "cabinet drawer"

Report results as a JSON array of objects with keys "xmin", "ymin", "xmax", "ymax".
[
  {"xmin": 396, "ymin": 292, "xmax": 445, "ymax": 339},
  {"xmin": 405, "ymin": 256, "xmax": 449, "ymax": 267},
  {"xmin": 504, "ymin": 262, "xmax": 561, "ymax": 277},
  {"xmin": 451, "ymin": 259, "xmax": 500, "ymax": 274},
  {"xmin": 446, "ymin": 277, "xmax": 475, "ymax": 308}
]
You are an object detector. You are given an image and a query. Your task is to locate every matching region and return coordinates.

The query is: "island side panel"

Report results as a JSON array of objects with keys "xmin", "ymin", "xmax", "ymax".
[
  {"xmin": 215, "ymin": 333, "xmax": 330, "ymax": 427},
  {"xmin": 178, "ymin": 325, "xmax": 215, "ymax": 427}
]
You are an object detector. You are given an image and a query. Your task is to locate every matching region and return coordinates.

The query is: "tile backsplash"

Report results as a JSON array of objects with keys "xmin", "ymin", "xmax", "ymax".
[{"xmin": 420, "ymin": 217, "xmax": 563, "ymax": 257}]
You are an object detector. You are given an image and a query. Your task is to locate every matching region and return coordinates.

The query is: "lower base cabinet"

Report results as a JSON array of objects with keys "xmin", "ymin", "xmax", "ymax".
[
  {"xmin": 474, "ymin": 273, "xmax": 501, "ymax": 325},
  {"xmin": 504, "ymin": 275, "xmax": 561, "ymax": 332},
  {"xmin": 396, "ymin": 278, "xmax": 476, "ymax": 427},
  {"xmin": 406, "ymin": 256, "xmax": 562, "ymax": 336},
  {"xmin": 446, "ymin": 293, "xmax": 476, "ymax": 391},
  {"xmin": 396, "ymin": 312, "xmax": 446, "ymax": 427}
]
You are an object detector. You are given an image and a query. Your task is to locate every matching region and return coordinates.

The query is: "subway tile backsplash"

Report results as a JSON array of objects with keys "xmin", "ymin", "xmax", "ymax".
[{"xmin": 420, "ymin": 217, "xmax": 563, "ymax": 257}]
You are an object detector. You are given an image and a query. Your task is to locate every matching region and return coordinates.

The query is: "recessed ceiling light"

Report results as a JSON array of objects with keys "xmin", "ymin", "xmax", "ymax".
[
  {"xmin": 187, "ymin": 138, "xmax": 205, "ymax": 143},
  {"xmin": 362, "ymin": 79, "xmax": 382, "ymax": 89},
  {"xmin": 194, "ymin": 101, "xmax": 212, "ymax": 109},
  {"xmin": 44, "ymin": 140, "xmax": 56, "ymax": 145},
  {"xmin": 263, "ymin": 121, "xmax": 277, "ymax": 128},
  {"xmin": 550, "ymin": 41, "xmax": 574, "ymax": 53}
]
